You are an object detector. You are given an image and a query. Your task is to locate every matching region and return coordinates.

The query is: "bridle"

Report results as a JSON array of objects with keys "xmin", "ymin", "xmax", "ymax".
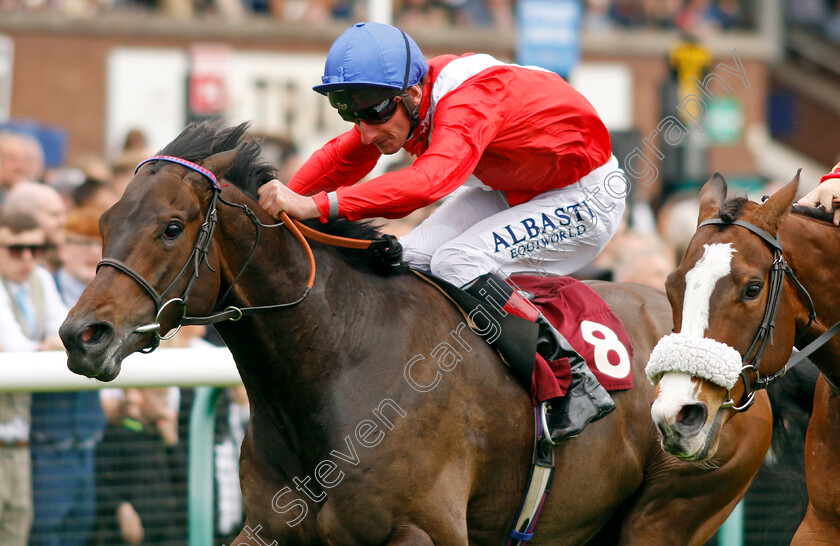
[
  {"xmin": 698, "ymin": 218, "xmax": 840, "ymax": 410},
  {"xmin": 97, "ymin": 155, "xmax": 401, "ymax": 353}
]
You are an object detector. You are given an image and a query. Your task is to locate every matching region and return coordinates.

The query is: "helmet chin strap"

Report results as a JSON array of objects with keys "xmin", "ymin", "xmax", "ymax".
[
  {"xmin": 395, "ymin": 29, "xmax": 422, "ymax": 140},
  {"xmin": 400, "ymin": 86, "xmax": 422, "ymax": 139},
  {"xmin": 401, "ymin": 92, "xmax": 420, "ymax": 140}
]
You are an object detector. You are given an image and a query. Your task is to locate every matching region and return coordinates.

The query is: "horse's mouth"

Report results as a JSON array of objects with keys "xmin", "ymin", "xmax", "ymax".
[
  {"xmin": 660, "ymin": 436, "xmax": 709, "ymax": 461},
  {"xmin": 67, "ymin": 352, "xmax": 121, "ymax": 382},
  {"xmin": 659, "ymin": 407, "xmax": 725, "ymax": 462},
  {"xmin": 66, "ymin": 344, "xmax": 127, "ymax": 382},
  {"xmin": 64, "ymin": 326, "xmax": 152, "ymax": 382}
]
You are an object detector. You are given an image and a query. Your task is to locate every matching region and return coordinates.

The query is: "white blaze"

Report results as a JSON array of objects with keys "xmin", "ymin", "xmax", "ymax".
[
  {"xmin": 681, "ymin": 243, "xmax": 736, "ymax": 338},
  {"xmin": 651, "ymin": 372, "xmax": 701, "ymax": 421},
  {"xmin": 649, "ymin": 243, "xmax": 739, "ymax": 448}
]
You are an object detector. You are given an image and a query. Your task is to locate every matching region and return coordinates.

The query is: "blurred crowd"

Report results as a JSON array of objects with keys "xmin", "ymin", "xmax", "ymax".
[
  {"xmin": 585, "ymin": 0, "xmax": 751, "ymax": 33},
  {"xmin": 0, "ymin": 0, "xmax": 758, "ymax": 32},
  {"xmin": 0, "ymin": 128, "xmax": 247, "ymax": 545},
  {"xmin": 788, "ymin": 0, "xmax": 840, "ymax": 44}
]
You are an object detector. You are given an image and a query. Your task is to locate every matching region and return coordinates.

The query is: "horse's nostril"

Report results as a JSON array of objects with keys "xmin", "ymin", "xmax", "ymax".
[
  {"xmin": 74, "ymin": 321, "xmax": 113, "ymax": 349},
  {"xmin": 81, "ymin": 326, "xmax": 98, "ymax": 343},
  {"xmin": 676, "ymin": 404, "xmax": 707, "ymax": 428}
]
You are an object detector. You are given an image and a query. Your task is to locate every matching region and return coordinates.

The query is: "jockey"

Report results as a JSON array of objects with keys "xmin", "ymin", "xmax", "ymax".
[
  {"xmin": 797, "ymin": 161, "xmax": 840, "ymax": 225},
  {"xmin": 257, "ymin": 22, "xmax": 627, "ymax": 443}
]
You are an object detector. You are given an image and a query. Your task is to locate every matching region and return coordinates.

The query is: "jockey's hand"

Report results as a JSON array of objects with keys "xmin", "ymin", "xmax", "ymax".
[
  {"xmin": 257, "ymin": 179, "xmax": 319, "ymax": 220},
  {"xmin": 797, "ymin": 178, "xmax": 840, "ymax": 225}
]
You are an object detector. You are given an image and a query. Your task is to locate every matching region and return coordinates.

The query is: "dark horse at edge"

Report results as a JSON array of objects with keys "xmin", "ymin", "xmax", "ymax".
[{"xmin": 59, "ymin": 123, "xmax": 771, "ymax": 544}]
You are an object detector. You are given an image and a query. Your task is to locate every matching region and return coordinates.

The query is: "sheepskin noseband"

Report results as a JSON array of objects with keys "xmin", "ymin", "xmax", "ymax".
[{"xmin": 646, "ymin": 332, "xmax": 742, "ymax": 390}]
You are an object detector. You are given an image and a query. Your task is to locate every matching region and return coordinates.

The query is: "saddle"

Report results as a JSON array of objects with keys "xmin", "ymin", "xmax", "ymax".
[
  {"xmin": 412, "ymin": 271, "xmax": 539, "ymax": 385},
  {"xmin": 414, "ymin": 272, "xmax": 634, "ymax": 394}
]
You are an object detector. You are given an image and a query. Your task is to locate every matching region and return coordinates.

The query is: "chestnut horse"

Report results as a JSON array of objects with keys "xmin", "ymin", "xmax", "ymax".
[
  {"xmin": 647, "ymin": 172, "xmax": 840, "ymax": 543},
  {"xmin": 61, "ymin": 123, "xmax": 770, "ymax": 544}
]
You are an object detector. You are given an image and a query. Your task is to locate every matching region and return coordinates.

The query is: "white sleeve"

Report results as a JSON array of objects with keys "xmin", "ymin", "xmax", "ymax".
[
  {"xmin": 36, "ymin": 267, "xmax": 69, "ymax": 338},
  {"xmin": 0, "ymin": 285, "xmax": 39, "ymax": 352}
]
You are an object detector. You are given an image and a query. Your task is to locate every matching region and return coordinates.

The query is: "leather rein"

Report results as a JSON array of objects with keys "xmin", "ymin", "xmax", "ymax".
[
  {"xmin": 698, "ymin": 218, "xmax": 840, "ymax": 410},
  {"xmin": 96, "ymin": 155, "xmax": 400, "ymax": 353}
]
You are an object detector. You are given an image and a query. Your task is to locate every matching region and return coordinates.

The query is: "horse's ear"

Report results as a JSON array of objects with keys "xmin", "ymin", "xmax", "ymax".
[
  {"xmin": 200, "ymin": 146, "xmax": 240, "ymax": 179},
  {"xmin": 697, "ymin": 172, "xmax": 728, "ymax": 224},
  {"xmin": 753, "ymin": 170, "xmax": 800, "ymax": 236}
]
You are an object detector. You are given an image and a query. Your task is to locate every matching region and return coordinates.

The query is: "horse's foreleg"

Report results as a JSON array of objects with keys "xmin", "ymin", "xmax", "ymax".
[
  {"xmin": 792, "ymin": 380, "xmax": 840, "ymax": 545},
  {"xmin": 386, "ymin": 525, "xmax": 434, "ymax": 545}
]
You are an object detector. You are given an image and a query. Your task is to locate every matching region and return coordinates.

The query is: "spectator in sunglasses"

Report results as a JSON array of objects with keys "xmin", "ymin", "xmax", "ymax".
[
  {"xmin": 3, "ymin": 182, "xmax": 68, "ymax": 274},
  {"xmin": 0, "ymin": 211, "xmax": 66, "ymax": 352},
  {"xmin": 257, "ymin": 22, "xmax": 627, "ymax": 443},
  {"xmin": 0, "ymin": 211, "xmax": 67, "ymax": 546}
]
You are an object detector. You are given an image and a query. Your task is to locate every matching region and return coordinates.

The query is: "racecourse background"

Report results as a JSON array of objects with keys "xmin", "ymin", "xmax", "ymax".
[{"xmin": 0, "ymin": 0, "xmax": 835, "ymax": 544}]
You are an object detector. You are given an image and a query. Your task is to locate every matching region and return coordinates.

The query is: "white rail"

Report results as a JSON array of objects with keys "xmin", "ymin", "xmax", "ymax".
[{"xmin": 0, "ymin": 348, "xmax": 242, "ymax": 392}]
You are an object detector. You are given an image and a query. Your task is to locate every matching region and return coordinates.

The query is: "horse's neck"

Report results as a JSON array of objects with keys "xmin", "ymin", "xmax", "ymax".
[
  {"xmin": 783, "ymin": 216, "xmax": 840, "ymax": 382},
  {"xmin": 213, "ymin": 201, "xmax": 391, "ymax": 406},
  {"xmin": 214, "ymin": 206, "xmax": 366, "ymax": 344},
  {"xmin": 784, "ymin": 217, "xmax": 840, "ymax": 318}
]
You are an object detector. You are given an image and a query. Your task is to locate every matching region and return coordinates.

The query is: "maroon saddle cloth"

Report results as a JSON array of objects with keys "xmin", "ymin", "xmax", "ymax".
[{"xmin": 509, "ymin": 275, "xmax": 634, "ymax": 404}]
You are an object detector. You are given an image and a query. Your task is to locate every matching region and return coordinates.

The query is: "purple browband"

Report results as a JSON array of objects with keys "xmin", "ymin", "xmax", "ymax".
[{"xmin": 134, "ymin": 155, "xmax": 220, "ymax": 189}]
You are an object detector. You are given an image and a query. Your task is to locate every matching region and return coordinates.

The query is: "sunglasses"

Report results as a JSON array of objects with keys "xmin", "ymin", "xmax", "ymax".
[
  {"xmin": 335, "ymin": 94, "xmax": 403, "ymax": 125},
  {"xmin": 65, "ymin": 237, "xmax": 102, "ymax": 248},
  {"xmin": 1, "ymin": 244, "xmax": 46, "ymax": 259}
]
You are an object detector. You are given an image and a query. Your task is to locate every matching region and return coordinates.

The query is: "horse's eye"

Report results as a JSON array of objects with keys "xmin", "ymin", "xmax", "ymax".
[
  {"xmin": 743, "ymin": 282, "xmax": 762, "ymax": 300},
  {"xmin": 163, "ymin": 222, "xmax": 183, "ymax": 239}
]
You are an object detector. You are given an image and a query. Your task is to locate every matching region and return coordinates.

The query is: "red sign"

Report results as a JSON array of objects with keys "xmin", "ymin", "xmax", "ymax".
[
  {"xmin": 189, "ymin": 73, "xmax": 226, "ymax": 116},
  {"xmin": 188, "ymin": 45, "xmax": 231, "ymax": 117}
]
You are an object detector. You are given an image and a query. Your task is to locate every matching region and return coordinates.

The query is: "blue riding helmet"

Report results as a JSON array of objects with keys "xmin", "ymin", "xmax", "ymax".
[{"xmin": 313, "ymin": 22, "xmax": 429, "ymax": 95}]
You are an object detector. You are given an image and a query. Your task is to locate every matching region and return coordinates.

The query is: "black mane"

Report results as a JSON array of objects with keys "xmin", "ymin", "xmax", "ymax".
[
  {"xmin": 159, "ymin": 121, "xmax": 402, "ymax": 275},
  {"xmin": 715, "ymin": 193, "xmax": 836, "ymax": 225},
  {"xmin": 790, "ymin": 203, "xmax": 836, "ymax": 223},
  {"xmin": 159, "ymin": 120, "xmax": 276, "ymax": 193}
]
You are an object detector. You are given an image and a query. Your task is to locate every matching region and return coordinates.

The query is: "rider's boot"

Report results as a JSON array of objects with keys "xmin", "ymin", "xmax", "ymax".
[{"xmin": 463, "ymin": 272, "xmax": 615, "ymax": 443}]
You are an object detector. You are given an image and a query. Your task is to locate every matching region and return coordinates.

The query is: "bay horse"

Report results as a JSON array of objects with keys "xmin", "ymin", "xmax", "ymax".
[
  {"xmin": 60, "ymin": 122, "xmax": 771, "ymax": 544},
  {"xmin": 647, "ymin": 172, "xmax": 840, "ymax": 543}
]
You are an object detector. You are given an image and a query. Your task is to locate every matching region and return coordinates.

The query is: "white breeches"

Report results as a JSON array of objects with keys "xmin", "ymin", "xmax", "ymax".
[{"xmin": 400, "ymin": 156, "xmax": 627, "ymax": 287}]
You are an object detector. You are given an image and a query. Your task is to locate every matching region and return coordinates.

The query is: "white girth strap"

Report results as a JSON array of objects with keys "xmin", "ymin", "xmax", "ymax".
[{"xmin": 506, "ymin": 406, "xmax": 555, "ymax": 545}]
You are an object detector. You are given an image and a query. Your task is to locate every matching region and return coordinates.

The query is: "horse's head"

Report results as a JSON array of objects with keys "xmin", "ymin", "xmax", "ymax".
[
  {"xmin": 647, "ymin": 172, "xmax": 802, "ymax": 461},
  {"xmin": 60, "ymin": 135, "xmax": 242, "ymax": 381}
]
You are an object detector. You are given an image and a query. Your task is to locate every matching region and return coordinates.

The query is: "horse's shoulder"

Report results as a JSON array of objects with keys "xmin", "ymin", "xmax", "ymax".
[
  {"xmin": 585, "ymin": 280, "xmax": 671, "ymax": 328},
  {"xmin": 585, "ymin": 279, "xmax": 666, "ymax": 304}
]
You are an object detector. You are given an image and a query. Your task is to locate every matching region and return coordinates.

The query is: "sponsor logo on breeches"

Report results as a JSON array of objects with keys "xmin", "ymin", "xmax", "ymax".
[{"xmin": 492, "ymin": 202, "xmax": 595, "ymax": 258}]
